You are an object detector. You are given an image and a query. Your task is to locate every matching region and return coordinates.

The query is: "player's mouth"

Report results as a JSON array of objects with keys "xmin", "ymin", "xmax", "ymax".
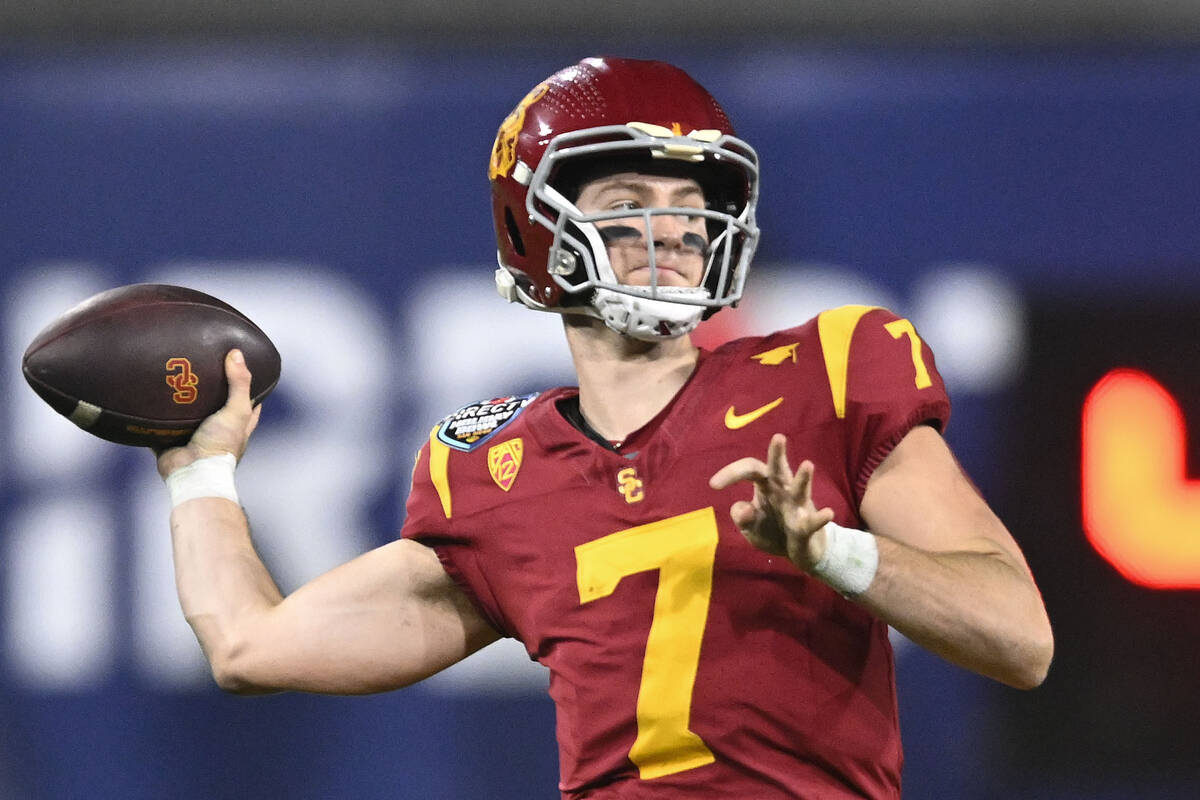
[{"xmin": 622, "ymin": 263, "xmax": 697, "ymax": 287}]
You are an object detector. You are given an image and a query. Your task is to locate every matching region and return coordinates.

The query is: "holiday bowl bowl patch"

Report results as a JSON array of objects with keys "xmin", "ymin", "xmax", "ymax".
[{"xmin": 436, "ymin": 392, "xmax": 538, "ymax": 452}]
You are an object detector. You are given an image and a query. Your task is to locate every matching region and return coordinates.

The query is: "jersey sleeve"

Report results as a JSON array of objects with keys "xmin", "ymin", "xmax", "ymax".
[
  {"xmin": 399, "ymin": 434, "xmax": 514, "ymax": 637},
  {"xmin": 818, "ymin": 305, "xmax": 951, "ymax": 503}
]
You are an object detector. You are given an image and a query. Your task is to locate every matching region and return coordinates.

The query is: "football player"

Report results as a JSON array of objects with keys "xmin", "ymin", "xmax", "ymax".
[{"xmin": 158, "ymin": 57, "xmax": 1053, "ymax": 799}]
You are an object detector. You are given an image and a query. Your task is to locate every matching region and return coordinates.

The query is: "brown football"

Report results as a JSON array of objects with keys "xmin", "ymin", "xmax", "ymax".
[{"xmin": 22, "ymin": 283, "xmax": 281, "ymax": 447}]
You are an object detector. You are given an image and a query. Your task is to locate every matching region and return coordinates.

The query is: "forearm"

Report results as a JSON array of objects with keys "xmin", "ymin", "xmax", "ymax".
[
  {"xmin": 170, "ymin": 497, "xmax": 283, "ymax": 688},
  {"xmin": 155, "ymin": 352, "xmax": 495, "ymax": 695},
  {"xmin": 170, "ymin": 499, "xmax": 499, "ymax": 695},
  {"xmin": 843, "ymin": 532, "xmax": 1053, "ymax": 689}
]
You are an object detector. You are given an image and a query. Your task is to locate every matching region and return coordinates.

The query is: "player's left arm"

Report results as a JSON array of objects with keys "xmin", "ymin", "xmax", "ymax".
[
  {"xmin": 712, "ymin": 425, "xmax": 1052, "ymax": 689},
  {"xmin": 853, "ymin": 423, "xmax": 1054, "ymax": 689}
]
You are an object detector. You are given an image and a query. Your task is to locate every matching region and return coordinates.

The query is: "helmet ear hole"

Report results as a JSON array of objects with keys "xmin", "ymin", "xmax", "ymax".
[{"xmin": 504, "ymin": 206, "xmax": 526, "ymax": 257}]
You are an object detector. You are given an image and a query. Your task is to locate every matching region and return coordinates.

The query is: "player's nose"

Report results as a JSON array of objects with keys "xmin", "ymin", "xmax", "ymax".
[{"xmin": 649, "ymin": 213, "xmax": 705, "ymax": 252}]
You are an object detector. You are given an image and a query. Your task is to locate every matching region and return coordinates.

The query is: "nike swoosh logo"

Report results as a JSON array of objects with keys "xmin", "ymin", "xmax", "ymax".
[{"xmin": 724, "ymin": 397, "xmax": 784, "ymax": 429}]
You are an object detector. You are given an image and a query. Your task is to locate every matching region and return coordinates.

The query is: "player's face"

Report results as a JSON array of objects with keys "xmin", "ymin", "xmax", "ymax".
[{"xmin": 573, "ymin": 172, "xmax": 709, "ymax": 288}]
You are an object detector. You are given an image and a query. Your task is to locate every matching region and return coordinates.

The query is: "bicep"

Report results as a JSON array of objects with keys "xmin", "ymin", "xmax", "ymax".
[
  {"xmin": 228, "ymin": 538, "xmax": 501, "ymax": 694},
  {"xmin": 859, "ymin": 425, "xmax": 1031, "ymax": 572}
]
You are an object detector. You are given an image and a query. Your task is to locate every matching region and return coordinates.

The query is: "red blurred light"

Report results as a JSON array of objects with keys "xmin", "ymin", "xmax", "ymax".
[{"xmin": 1081, "ymin": 368, "xmax": 1200, "ymax": 589}]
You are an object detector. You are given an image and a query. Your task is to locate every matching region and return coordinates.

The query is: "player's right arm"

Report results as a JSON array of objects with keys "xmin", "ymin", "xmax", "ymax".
[{"xmin": 159, "ymin": 350, "xmax": 500, "ymax": 695}]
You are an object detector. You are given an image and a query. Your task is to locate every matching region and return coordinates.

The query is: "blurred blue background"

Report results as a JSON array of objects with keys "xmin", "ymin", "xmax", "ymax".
[{"xmin": 3, "ymin": 5, "xmax": 1200, "ymax": 797}]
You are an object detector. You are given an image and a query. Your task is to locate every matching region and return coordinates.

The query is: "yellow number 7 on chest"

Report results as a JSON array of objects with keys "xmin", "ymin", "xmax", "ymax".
[{"xmin": 575, "ymin": 506, "xmax": 719, "ymax": 780}]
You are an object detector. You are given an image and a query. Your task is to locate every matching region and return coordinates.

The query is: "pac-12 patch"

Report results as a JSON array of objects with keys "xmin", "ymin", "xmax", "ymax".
[
  {"xmin": 488, "ymin": 438, "xmax": 523, "ymax": 491},
  {"xmin": 436, "ymin": 392, "xmax": 538, "ymax": 452}
]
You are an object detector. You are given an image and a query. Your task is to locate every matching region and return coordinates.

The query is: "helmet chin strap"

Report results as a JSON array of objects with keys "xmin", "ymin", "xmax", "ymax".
[
  {"xmin": 591, "ymin": 286, "xmax": 706, "ymax": 341},
  {"xmin": 497, "ymin": 251, "xmax": 708, "ymax": 341}
]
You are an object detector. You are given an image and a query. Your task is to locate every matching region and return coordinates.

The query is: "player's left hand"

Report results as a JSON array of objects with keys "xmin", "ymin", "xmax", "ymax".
[{"xmin": 709, "ymin": 433, "xmax": 835, "ymax": 570}]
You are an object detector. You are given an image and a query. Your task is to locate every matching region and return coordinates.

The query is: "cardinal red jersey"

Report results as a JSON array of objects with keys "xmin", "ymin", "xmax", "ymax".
[{"xmin": 401, "ymin": 306, "xmax": 951, "ymax": 799}]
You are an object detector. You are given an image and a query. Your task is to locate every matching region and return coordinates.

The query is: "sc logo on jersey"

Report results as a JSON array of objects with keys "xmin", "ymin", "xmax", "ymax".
[{"xmin": 617, "ymin": 467, "xmax": 644, "ymax": 504}]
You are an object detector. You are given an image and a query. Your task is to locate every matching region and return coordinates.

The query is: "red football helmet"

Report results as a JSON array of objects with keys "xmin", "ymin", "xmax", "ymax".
[{"xmin": 489, "ymin": 57, "xmax": 760, "ymax": 340}]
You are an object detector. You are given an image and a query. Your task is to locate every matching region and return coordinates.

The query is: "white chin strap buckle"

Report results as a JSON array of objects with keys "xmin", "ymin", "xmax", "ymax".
[{"xmin": 495, "ymin": 267, "xmax": 519, "ymax": 303}]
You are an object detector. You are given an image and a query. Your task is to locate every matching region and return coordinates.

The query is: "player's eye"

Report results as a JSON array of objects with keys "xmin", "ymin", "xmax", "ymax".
[{"xmin": 609, "ymin": 199, "xmax": 640, "ymax": 211}]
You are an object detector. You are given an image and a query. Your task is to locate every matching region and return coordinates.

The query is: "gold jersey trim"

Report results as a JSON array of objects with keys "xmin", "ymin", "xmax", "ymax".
[
  {"xmin": 817, "ymin": 304, "xmax": 880, "ymax": 419},
  {"xmin": 428, "ymin": 424, "xmax": 453, "ymax": 519}
]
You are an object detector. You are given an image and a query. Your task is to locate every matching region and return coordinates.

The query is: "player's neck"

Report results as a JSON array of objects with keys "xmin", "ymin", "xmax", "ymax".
[{"xmin": 562, "ymin": 316, "xmax": 699, "ymax": 443}]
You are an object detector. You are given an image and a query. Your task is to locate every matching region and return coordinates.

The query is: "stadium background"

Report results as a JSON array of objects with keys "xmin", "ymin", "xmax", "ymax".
[{"xmin": 3, "ymin": 3, "xmax": 1200, "ymax": 797}]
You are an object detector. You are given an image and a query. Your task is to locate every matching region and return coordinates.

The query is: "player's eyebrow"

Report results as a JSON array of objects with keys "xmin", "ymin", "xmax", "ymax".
[{"xmin": 593, "ymin": 179, "xmax": 704, "ymax": 203}]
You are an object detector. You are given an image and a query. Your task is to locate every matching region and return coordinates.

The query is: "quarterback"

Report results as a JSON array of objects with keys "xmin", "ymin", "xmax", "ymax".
[{"xmin": 158, "ymin": 57, "xmax": 1053, "ymax": 798}]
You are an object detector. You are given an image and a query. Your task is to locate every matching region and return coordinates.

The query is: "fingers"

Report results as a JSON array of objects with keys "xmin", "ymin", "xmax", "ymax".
[
  {"xmin": 792, "ymin": 459, "xmax": 815, "ymax": 502},
  {"xmin": 770, "ymin": 438, "xmax": 824, "ymax": 507},
  {"xmin": 709, "ymin": 456, "xmax": 768, "ymax": 490},
  {"xmin": 225, "ymin": 349, "xmax": 254, "ymax": 410},
  {"xmin": 711, "ymin": 435, "xmax": 825, "ymax": 513},
  {"xmin": 711, "ymin": 434, "xmax": 794, "ymax": 491},
  {"xmin": 729, "ymin": 500, "xmax": 759, "ymax": 530},
  {"xmin": 767, "ymin": 433, "xmax": 791, "ymax": 484},
  {"xmin": 713, "ymin": 435, "xmax": 839, "ymax": 567},
  {"xmin": 813, "ymin": 506, "xmax": 836, "ymax": 528}
]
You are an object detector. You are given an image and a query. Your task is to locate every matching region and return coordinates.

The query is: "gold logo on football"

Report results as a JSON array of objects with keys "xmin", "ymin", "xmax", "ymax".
[
  {"xmin": 488, "ymin": 438, "xmax": 524, "ymax": 492},
  {"xmin": 165, "ymin": 357, "xmax": 199, "ymax": 404},
  {"xmin": 617, "ymin": 466, "xmax": 644, "ymax": 504},
  {"xmin": 489, "ymin": 83, "xmax": 549, "ymax": 180}
]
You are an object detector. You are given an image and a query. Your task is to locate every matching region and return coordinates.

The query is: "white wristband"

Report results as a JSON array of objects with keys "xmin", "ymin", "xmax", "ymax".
[
  {"xmin": 164, "ymin": 453, "xmax": 239, "ymax": 508},
  {"xmin": 812, "ymin": 522, "xmax": 879, "ymax": 597}
]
